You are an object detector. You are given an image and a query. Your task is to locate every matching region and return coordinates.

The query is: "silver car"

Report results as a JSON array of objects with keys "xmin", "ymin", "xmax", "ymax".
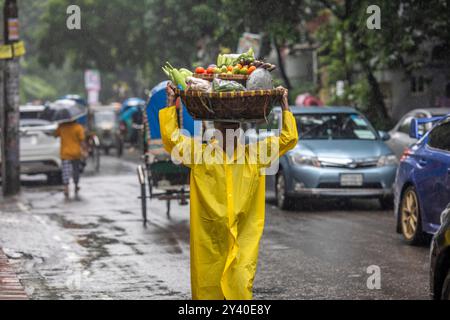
[
  {"xmin": 263, "ymin": 107, "xmax": 398, "ymax": 210},
  {"xmin": 387, "ymin": 108, "xmax": 450, "ymax": 158}
]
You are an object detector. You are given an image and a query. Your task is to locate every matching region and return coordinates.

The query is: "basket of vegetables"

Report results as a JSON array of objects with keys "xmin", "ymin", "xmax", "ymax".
[
  {"xmin": 175, "ymin": 87, "xmax": 284, "ymax": 121},
  {"xmin": 162, "ymin": 48, "xmax": 281, "ymax": 122}
]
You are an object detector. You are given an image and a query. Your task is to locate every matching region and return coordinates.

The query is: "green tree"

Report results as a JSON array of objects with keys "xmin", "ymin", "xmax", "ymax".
[
  {"xmin": 17, "ymin": 0, "xmax": 86, "ymax": 103},
  {"xmin": 316, "ymin": 0, "xmax": 450, "ymax": 124},
  {"xmin": 35, "ymin": 0, "xmax": 321, "ymax": 92},
  {"xmin": 36, "ymin": 0, "xmax": 231, "ymax": 86}
]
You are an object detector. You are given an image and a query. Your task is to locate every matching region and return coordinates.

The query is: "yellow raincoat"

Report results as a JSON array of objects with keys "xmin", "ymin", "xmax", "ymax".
[{"xmin": 159, "ymin": 106, "xmax": 298, "ymax": 300}]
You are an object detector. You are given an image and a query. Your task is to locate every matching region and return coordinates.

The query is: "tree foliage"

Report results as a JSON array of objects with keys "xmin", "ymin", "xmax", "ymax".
[
  {"xmin": 23, "ymin": 0, "xmax": 450, "ymax": 118},
  {"xmin": 317, "ymin": 0, "xmax": 449, "ymax": 124},
  {"xmin": 34, "ymin": 0, "xmax": 317, "ymax": 90}
]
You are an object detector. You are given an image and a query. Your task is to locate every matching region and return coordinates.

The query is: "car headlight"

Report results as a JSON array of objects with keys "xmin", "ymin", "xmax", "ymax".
[
  {"xmin": 441, "ymin": 205, "xmax": 450, "ymax": 225},
  {"xmin": 289, "ymin": 154, "xmax": 321, "ymax": 167},
  {"xmin": 377, "ymin": 154, "xmax": 398, "ymax": 167}
]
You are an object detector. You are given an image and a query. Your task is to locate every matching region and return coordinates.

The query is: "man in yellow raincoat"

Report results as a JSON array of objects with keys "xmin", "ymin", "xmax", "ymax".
[{"xmin": 160, "ymin": 84, "xmax": 298, "ymax": 300}]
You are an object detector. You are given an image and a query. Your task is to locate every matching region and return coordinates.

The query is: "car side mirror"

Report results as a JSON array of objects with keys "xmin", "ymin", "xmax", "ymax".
[
  {"xmin": 378, "ymin": 131, "xmax": 390, "ymax": 141},
  {"xmin": 409, "ymin": 119, "xmax": 423, "ymax": 139}
]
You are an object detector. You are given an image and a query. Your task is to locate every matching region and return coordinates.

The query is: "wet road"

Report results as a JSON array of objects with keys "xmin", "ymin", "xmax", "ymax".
[{"xmin": 0, "ymin": 155, "xmax": 430, "ymax": 300}]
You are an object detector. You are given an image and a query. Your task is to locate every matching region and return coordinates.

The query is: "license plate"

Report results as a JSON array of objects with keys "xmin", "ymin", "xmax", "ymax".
[{"xmin": 340, "ymin": 174, "xmax": 363, "ymax": 187}]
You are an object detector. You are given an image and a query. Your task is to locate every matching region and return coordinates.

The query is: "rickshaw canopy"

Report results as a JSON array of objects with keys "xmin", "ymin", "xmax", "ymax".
[{"xmin": 121, "ymin": 97, "xmax": 146, "ymax": 114}]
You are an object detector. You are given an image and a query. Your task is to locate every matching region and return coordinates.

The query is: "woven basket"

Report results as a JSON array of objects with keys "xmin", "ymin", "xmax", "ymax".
[
  {"xmin": 176, "ymin": 88, "xmax": 283, "ymax": 122},
  {"xmin": 193, "ymin": 73, "xmax": 248, "ymax": 86}
]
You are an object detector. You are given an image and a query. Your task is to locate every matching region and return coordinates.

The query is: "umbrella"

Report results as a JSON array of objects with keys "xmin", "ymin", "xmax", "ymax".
[
  {"xmin": 42, "ymin": 99, "xmax": 87, "ymax": 124},
  {"xmin": 295, "ymin": 93, "xmax": 324, "ymax": 107},
  {"xmin": 120, "ymin": 98, "xmax": 145, "ymax": 114},
  {"xmin": 60, "ymin": 94, "xmax": 88, "ymax": 107}
]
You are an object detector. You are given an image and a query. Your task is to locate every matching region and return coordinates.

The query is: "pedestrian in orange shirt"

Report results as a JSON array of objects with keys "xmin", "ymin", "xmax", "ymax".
[{"xmin": 55, "ymin": 121, "xmax": 86, "ymax": 198}]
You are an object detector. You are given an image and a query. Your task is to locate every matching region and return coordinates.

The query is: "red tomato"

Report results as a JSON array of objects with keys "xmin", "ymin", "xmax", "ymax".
[
  {"xmin": 195, "ymin": 67, "xmax": 206, "ymax": 74},
  {"xmin": 206, "ymin": 67, "xmax": 215, "ymax": 74}
]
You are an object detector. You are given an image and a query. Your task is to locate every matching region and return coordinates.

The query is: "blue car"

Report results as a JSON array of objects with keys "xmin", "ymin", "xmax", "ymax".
[
  {"xmin": 264, "ymin": 107, "xmax": 398, "ymax": 210},
  {"xmin": 394, "ymin": 115, "xmax": 450, "ymax": 245}
]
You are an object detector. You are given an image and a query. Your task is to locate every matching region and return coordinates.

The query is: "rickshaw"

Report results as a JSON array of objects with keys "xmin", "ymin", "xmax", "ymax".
[
  {"xmin": 119, "ymin": 98, "xmax": 146, "ymax": 147},
  {"xmin": 88, "ymin": 105, "xmax": 123, "ymax": 157},
  {"xmin": 137, "ymin": 81, "xmax": 200, "ymax": 225}
]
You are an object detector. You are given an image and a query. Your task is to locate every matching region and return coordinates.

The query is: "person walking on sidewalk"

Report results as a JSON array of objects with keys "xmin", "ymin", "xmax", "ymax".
[
  {"xmin": 55, "ymin": 121, "xmax": 86, "ymax": 198},
  {"xmin": 159, "ymin": 84, "xmax": 298, "ymax": 300}
]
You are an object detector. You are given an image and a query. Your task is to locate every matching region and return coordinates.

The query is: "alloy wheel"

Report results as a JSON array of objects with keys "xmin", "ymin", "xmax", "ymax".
[{"xmin": 401, "ymin": 189, "xmax": 419, "ymax": 240}]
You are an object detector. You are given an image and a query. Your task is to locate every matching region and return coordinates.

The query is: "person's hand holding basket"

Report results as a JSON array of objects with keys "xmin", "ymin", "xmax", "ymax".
[{"xmin": 166, "ymin": 82, "xmax": 180, "ymax": 109}]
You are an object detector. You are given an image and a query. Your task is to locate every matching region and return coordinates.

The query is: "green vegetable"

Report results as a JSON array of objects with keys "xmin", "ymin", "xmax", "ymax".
[
  {"xmin": 217, "ymin": 54, "xmax": 224, "ymax": 67},
  {"xmin": 162, "ymin": 66, "xmax": 171, "ymax": 77},
  {"xmin": 212, "ymin": 79, "xmax": 246, "ymax": 92},
  {"xmin": 171, "ymin": 68, "xmax": 187, "ymax": 90},
  {"xmin": 179, "ymin": 68, "xmax": 193, "ymax": 77},
  {"xmin": 162, "ymin": 62, "xmax": 188, "ymax": 90},
  {"xmin": 238, "ymin": 48, "xmax": 255, "ymax": 62},
  {"xmin": 216, "ymin": 48, "xmax": 256, "ymax": 67}
]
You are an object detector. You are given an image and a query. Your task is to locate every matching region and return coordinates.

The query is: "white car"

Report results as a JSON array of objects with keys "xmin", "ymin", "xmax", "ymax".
[{"xmin": 0, "ymin": 105, "xmax": 62, "ymax": 184}]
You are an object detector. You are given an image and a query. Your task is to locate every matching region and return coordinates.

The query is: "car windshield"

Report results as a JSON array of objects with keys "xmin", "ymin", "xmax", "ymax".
[
  {"xmin": 94, "ymin": 111, "xmax": 115, "ymax": 125},
  {"xmin": 20, "ymin": 111, "xmax": 44, "ymax": 120},
  {"xmin": 296, "ymin": 113, "xmax": 377, "ymax": 140}
]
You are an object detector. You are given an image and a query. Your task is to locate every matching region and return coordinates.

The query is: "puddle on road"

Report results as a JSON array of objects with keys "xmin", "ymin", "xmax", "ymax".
[
  {"xmin": 49, "ymin": 214, "xmax": 99, "ymax": 230},
  {"xmin": 77, "ymin": 232, "xmax": 119, "ymax": 268},
  {"xmin": 98, "ymin": 217, "xmax": 114, "ymax": 224},
  {"xmin": 118, "ymin": 210, "xmax": 134, "ymax": 215},
  {"xmin": 77, "ymin": 232, "xmax": 119, "ymax": 248},
  {"xmin": 143, "ymin": 220, "xmax": 189, "ymax": 255}
]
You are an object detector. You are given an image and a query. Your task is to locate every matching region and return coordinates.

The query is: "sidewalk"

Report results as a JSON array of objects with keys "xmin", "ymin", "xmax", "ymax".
[{"xmin": 0, "ymin": 248, "xmax": 28, "ymax": 300}]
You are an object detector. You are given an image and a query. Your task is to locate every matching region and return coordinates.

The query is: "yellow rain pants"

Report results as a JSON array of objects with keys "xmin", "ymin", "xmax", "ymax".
[{"xmin": 159, "ymin": 106, "xmax": 298, "ymax": 300}]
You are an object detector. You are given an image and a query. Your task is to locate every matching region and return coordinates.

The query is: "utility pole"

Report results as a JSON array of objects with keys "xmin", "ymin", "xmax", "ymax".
[{"xmin": 1, "ymin": 0, "xmax": 21, "ymax": 196}]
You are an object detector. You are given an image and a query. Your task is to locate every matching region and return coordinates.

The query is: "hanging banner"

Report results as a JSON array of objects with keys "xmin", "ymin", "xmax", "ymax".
[
  {"xmin": 0, "ymin": 41, "xmax": 26, "ymax": 60},
  {"xmin": 0, "ymin": 45, "xmax": 13, "ymax": 59},
  {"xmin": 84, "ymin": 70, "xmax": 101, "ymax": 91},
  {"xmin": 7, "ymin": 18, "xmax": 20, "ymax": 41},
  {"xmin": 13, "ymin": 41, "xmax": 26, "ymax": 56}
]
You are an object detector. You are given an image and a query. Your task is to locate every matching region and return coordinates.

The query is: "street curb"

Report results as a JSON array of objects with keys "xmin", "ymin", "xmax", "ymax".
[{"xmin": 0, "ymin": 248, "xmax": 28, "ymax": 300}]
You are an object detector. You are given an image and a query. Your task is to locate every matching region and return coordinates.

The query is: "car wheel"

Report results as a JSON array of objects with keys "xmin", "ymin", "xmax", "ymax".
[
  {"xmin": 400, "ymin": 186, "xmax": 425, "ymax": 245},
  {"xmin": 276, "ymin": 172, "xmax": 294, "ymax": 210},
  {"xmin": 379, "ymin": 196, "xmax": 394, "ymax": 210}
]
